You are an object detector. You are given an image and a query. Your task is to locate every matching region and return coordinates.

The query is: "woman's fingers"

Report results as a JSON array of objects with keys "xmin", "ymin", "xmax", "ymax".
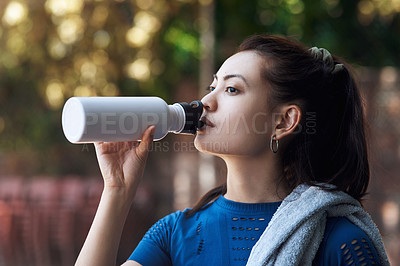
[
  {"xmin": 94, "ymin": 126, "xmax": 155, "ymax": 155},
  {"xmin": 136, "ymin": 126, "xmax": 156, "ymax": 159}
]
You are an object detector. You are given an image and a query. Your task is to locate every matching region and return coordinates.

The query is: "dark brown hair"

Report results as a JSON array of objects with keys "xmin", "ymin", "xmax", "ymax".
[{"xmin": 186, "ymin": 34, "xmax": 369, "ymax": 216}]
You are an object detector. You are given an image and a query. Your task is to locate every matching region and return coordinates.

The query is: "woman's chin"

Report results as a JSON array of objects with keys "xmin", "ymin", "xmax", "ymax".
[
  {"xmin": 194, "ymin": 135, "xmax": 209, "ymax": 153},
  {"xmin": 194, "ymin": 135, "xmax": 230, "ymax": 156}
]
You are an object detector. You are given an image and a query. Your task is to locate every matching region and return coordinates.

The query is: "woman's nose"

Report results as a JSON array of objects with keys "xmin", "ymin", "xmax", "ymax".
[{"xmin": 201, "ymin": 92, "xmax": 217, "ymax": 112}]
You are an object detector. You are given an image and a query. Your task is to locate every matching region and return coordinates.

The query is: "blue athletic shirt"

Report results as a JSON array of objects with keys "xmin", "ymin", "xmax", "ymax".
[{"xmin": 128, "ymin": 195, "xmax": 381, "ymax": 265}]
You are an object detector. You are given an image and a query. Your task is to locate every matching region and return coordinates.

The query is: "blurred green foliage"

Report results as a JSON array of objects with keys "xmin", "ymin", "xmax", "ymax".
[
  {"xmin": 214, "ymin": 0, "xmax": 400, "ymax": 66},
  {"xmin": 0, "ymin": 0, "xmax": 399, "ymax": 176}
]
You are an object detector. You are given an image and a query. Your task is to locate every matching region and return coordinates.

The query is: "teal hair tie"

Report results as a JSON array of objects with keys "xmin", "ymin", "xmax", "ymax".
[{"xmin": 309, "ymin": 47, "xmax": 344, "ymax": 74}]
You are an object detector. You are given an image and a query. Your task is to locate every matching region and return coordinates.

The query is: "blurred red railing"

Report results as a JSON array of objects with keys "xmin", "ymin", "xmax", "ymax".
[{"xmin": 0, "ymin": 176, "xmax": 156, "ymax": 266}]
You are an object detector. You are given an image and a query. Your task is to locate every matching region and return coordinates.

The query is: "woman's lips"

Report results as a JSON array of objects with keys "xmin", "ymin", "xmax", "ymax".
[{"xmin": 198, "ymin": 116, "xmax": 215, "ymax": 129}]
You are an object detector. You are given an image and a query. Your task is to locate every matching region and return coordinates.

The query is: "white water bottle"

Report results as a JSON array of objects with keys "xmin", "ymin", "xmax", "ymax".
[{"xmin": 61, "ymin": 97, "xmax": 204, "ymax": 143}]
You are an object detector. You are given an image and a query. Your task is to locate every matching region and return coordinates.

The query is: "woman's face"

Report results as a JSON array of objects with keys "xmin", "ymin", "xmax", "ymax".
[{"xmin": 194, "ymin": 51, "xmax": 274, "ymax": 157}]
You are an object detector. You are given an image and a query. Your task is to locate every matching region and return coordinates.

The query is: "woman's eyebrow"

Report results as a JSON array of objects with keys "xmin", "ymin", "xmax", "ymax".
[{"xmin": 213, "ymin": 74, "xmax": 249, "ymax": 86}]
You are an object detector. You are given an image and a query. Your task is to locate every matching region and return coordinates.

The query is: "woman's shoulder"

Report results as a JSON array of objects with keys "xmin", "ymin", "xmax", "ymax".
[
  {"xmin": 314, "ymin": 217, "xmax": 381, "ymax": 265},
  {"xmin": 154, "ymin": 206, "xmax": 209, "ymax": 231},
  {"xmin": 325, "ymin": 217, "xmax": 370, "ymax": 243}
]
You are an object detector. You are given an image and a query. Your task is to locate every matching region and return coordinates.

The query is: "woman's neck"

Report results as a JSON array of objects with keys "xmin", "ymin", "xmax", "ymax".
[{"xmin": 221, "ymin": 152, "xmax": 289, "ymax": 203}]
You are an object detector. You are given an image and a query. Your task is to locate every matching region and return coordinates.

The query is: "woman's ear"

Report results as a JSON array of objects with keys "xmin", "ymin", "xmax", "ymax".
[{"xmin": 274, "ymin": 105, "xmax": 302, "ymax": 140}]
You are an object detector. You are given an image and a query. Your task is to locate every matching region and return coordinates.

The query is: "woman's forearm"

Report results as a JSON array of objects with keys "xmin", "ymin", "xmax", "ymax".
[
  {"xmin": 76, "ymin": 126, "xmax": 155, "ymax": 265},
  {"xmin": 75, "ymin": 187, "xmax": 135, "ymax": 266}
]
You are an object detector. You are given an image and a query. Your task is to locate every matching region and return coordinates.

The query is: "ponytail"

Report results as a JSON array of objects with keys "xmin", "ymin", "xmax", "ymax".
[
  {"xmin": 185, "ymin": 183, "xmax": 226, "ymax": 217},
  {"xmin": 282, "ymin": 65, "xmax": 369, "ymax": 200}
]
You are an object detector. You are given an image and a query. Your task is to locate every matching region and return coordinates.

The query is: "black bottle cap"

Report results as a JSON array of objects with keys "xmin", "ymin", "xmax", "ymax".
[{"xmin": 178, "ymin": 100, "xmax": 204, "ymax": 134}]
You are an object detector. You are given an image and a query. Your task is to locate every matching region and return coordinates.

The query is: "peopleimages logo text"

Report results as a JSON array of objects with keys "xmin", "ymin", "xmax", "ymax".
[{"xmin": 82, "ymin": 111, "xmax": 317, "ymax": 136}]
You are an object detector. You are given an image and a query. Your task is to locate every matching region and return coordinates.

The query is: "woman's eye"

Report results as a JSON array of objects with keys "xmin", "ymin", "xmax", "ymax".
[
  {"xmin": 206, "ymin": 86, "xmax": 215, "ymax": 92},
  {"xmin": 226, "ymin": 87, "xmax": 238, "ymax": 93}
]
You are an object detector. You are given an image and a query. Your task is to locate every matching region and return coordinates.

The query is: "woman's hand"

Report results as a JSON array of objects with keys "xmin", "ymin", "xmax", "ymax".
[
  {"xmin": 94, "ymin": 126, "xmax": 156, "ymax": 197},
  {"xmin": 76, "ymin": 126, "xmax": 155, "ymax": 266}
]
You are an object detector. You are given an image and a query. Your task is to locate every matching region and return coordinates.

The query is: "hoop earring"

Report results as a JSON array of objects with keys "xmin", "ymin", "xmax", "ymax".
[{"xmin": 270, "ymin": 134, "xmax": 279, "ymax": 153}]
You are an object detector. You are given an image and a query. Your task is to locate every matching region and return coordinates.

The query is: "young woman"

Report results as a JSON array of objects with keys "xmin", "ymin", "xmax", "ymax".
[{"xmin": 75, "ymin": 35, "xmax": 389, "ymax": 265}]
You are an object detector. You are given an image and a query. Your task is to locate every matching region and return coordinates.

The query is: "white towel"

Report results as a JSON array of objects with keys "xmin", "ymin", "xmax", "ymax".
[{"xmin": 246, "ymin": 184, "xmax": 390, "ymax": 266}]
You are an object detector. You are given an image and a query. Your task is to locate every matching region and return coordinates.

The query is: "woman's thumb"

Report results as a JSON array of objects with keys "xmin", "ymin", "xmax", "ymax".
[{"xmin": 137, "ymin": 125, "xmax": 155, "ymax": 156}]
